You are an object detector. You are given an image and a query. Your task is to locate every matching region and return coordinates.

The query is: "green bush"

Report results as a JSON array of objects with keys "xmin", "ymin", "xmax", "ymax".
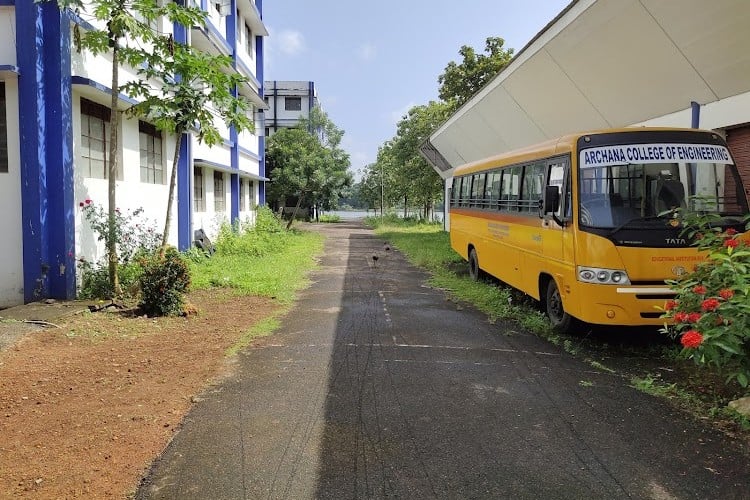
[
  {"xmin": 254, "ymin": 206, "xmax": 285, "ymax": 233},
  {"xmin": 138, "ymin": 248, "xmax": 191, "ymax": 317},
  {"xmin": 214, "ymin": 207, "xmax": 290, "ymax": 258},
  {"xmin": 319, "ymin": 214, "xmax": 342, "ymax": 223},
  {"xmin": 77, "ymin": 259, "xmax": 144, "ymax": 300}
]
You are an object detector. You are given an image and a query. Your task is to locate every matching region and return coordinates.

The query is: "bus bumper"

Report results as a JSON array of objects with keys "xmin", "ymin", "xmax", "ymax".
[{"xmin": 568, "ymin": 283, "xmax": 675, "ymax": 327}]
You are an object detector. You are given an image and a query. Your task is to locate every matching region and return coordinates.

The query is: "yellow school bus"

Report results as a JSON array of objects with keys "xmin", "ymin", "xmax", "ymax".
[{"xmin": 449, "ymin": 127, "xmax": 748, "ymax": 332}]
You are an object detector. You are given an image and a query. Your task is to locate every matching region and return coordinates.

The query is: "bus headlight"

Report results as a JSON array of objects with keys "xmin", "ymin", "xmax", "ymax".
[{"xmin": 577, "ymin": 266, "xmax": 630, "ymax": 285}]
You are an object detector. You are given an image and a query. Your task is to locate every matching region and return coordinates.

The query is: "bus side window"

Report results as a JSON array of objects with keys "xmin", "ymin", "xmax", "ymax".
[
  {"xmin": 522, "ymin": 162, "xmax": 545, "ymax": 213},
  {"xmin": 488, "ymin": 170, "xmax": 501, "ymax": 210},
  {"xmin": 509, "ymin": 166, "xmax": 521, "ymax": 211},
  {"xmin": 473, "ymin": 173, "xmax": 486, "ymax": 208},
  {"xmin": 460, "ymin": 175, "xmax": 471, "ymax": 207},
  {"xmin": 499, "ymin": 168, "xmax": 515, "ymax": 211},
  {"xmin": 451, "ymin": 177, "xmax": 460, "ymax": 208}
]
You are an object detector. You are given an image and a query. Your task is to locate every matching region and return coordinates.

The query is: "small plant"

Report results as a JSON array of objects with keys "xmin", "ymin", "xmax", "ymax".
[
  {"xmin": 79, "ymin": 200, "xmax": 160, "ymax": 264},
  {"xmin": 77, "ymin": 200, "xmax": 161, "ymax": 299},
  {"xmin": 254, "ymin": 206, "xmax": 285, "ymax": 233},
  {"xmin": 138, "ymin": 248, "xmax": 191, "ymax": 316},
  {"xmin": 319, "ymin": 214, "xmax": 342, "ymax": 223},
  {"xmin": 661, "ymin": 207, "xmax": 750, "ymax": 387}
]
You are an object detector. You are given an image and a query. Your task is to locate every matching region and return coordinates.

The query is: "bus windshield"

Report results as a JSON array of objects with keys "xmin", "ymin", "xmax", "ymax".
[{"xmin": 578, "ymin": 144, "xmax": 747, "ymax": 231}]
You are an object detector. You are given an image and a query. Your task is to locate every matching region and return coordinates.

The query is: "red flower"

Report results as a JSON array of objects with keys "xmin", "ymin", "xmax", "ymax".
[
  {"xmin": 724, "ymin": 239, "xmax": 740, "ymax": 249},
  {"xmin": 680, "ymin": 330, "xmax": 704, "ymax": 349},
  {"xmin": 664, "ymin": 300, "xmax": 678, "ymax": 311},
  {"xmin": 84, "ymin": 199, "xmax": 92, "ymax": 205},
  {"xmin": 79, "ymin": 201, "xmax": 84, "ymax": 207},
  {"xmin": 701, "ymin": 298, "xmax": 720, "ymax": 312},
  {"xmin": 687, "ymin": 312, "xmax": 702, "ymax": 323},
  {"xmin": 674, "ymin": 312, "xmax": 689, "ymax": 323},
  {"xmin": 726, "ymin": 228, "xmax": 738, "ymax": 236},
  {"xmin": 692, "ymin": 285, "xmax": 707, "ymax": 295},
  {"xmin": 719, "ymin": 289, "xmax": 734, "ymax": 300}
]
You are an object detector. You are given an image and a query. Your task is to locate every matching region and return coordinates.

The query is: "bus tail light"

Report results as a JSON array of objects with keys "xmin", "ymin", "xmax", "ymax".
[{"xmin": 577, "ymin": 266, "xmax": 631, "ymax": 285}]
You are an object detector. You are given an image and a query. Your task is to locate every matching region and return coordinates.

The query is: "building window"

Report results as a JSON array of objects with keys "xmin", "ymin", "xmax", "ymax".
[
  {"xmin": 239, "ymin": 179, "xmax": 246, "ymax": 211},
  {"xmin": 0, "ymin": 83, "xmax": 7, "ymax": 174},
  {"xmin": 285, "ymin": 97, "xmax": 302, "ymax": 111},
  {"xmin": 139, "ymin": 121, "xmax": 164, "ymax": 184},
  {"xmin": 194, "ymin": 167, "xmax": 205, "ymax": 212},
  {"xmin": 249, "ymin": 181, "xmax": 255, "ymax": 208},
  {"xmin": 245, "ymin": 23, "xmax": 253, "ymax": 55},
  {"xmin": 80, "ymin": 98, "xmax": 113, "ymax": 179},
  {"xmin": 214, "ymin": 171, "xmax": 225, "ymax": 211}
]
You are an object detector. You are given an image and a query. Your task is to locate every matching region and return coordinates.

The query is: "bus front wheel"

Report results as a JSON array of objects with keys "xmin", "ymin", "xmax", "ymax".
[
  {"xmin": 469, "ymin": 249, "xmax": 480, "ymax": 281},
  {"xmin": 545, "ymin": 279, "xmax": 575, "ymax": 333}
]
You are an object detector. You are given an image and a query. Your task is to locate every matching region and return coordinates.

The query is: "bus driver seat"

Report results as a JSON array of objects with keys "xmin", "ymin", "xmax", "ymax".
[{"xmin": 655, "ymin": 178, "xmax": 685, "ymax": 213}]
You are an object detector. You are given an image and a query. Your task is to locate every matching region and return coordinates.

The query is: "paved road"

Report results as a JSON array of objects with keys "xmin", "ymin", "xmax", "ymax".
[{"xmin": 138, "ymin": 221, "xmax": 750, "ymax": 499}]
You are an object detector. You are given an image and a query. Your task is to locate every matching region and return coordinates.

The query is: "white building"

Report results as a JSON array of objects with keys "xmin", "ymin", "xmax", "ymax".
[
  {"xmin": 0, "ymin": 0, "xmax": 268, "ymax": 307},
  {"xmin": 421, "ymin": 0, "xmax": 750, "ymax": 230},
  {"xmin": 263, "ymin": 80, "xmax": 319, "ymax": 137}
]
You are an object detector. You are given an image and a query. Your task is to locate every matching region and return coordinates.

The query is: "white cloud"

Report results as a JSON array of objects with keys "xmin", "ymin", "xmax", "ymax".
[
  {"xmin": 276, "ymin": 29, "xmax": 305, "ymax": 56},
  {"xmin": 356, "ymin": 43, "xmax": 377, "ymax": 61}
]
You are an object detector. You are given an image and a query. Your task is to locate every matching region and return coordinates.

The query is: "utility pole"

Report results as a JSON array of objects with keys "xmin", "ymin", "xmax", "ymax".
[{"xmin": 380, "ymin": 162, "xmax": 384, "ymax": 218}]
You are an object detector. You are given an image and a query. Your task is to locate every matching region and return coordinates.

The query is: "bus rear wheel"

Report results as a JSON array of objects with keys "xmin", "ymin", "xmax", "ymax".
[
  {"xmin": 545, "ymin": 279, "xmax": 576, "ymax": 333},
  {"xmin": 469, "ymin": 248, "xmax": 480, "ymax": 281}
]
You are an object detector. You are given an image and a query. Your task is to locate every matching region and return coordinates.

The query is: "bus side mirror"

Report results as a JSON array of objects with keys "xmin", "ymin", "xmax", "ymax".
[
  {"xmin": 542, "ymin": 185, "xmax": 565, "ymax": 227},
  {"xmin": 544, "ymin": 185, "xmax": 560, "ymax": 213}
]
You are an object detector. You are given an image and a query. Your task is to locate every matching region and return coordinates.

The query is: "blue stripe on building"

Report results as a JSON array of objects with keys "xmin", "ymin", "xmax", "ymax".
[
  {"xmin": 256, "ymin": 0, "xmax": 265, "ymax": 206},
  {"xmin": 17, "ymin": 1, "xmax": 76, "ymax": 302},
  {"xmin": 174, "ymin": 18, "xmax": 193, "ymax": 251},
  {"xmin": 228, "ymin": 0, "xmax": 240, "ymax": 223}
]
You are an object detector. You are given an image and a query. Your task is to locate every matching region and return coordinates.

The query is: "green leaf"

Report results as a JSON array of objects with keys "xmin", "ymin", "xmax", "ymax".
[
  {"xmin": 737, "ymin": 372, "xmax": 749, "ymax": 388},
  {"xmin": 714, "ymin": 341, "xmax": 742, "ymax": 355}
]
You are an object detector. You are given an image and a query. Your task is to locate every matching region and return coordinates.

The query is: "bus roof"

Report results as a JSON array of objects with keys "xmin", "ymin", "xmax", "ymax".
[{"xmin": 452, "ymin": 126, "xmax": 714, "ymax": 176}]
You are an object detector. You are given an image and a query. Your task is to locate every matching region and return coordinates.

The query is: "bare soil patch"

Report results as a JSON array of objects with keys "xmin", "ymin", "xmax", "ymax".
[{"xmin": 0, "ymin": 289, "xmax": 277, "ymax": 499}]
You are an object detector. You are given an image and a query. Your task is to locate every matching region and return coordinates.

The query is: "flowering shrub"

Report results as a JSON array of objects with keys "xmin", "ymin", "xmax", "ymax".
[
  {"xmin": 77, "ymin": 199, "xmax": 161, "ymax": 299},
  {"xmin": 138, "ymin": 248, "xmax": 191, "ymax": 316},
  {"xmin": 79, "ymin": 199, "xmax": 161, "ymax": 263},
  {"xmin": 662, "ymin": 211, "xmax": 750, "ymax": 387}
]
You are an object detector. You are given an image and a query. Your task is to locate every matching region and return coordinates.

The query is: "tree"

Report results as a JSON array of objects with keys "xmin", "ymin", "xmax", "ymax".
[
  {"xmin": 121, "ymin": 27, "xmax": 254, "ymax": 257},
  {"xmin": 355, "ymin": 164, "xmax": 381, "ymax": 213},
  {"xmin": 387, "ymin": 102, "xmax": 451, "ymax": 218},
  {"xmin": 438, "ymin": 36, "xmax": 514, "ymax": 110},
  {"xmin": 266, "ymin": 107, "xmax": 352, "ymax": 228}
]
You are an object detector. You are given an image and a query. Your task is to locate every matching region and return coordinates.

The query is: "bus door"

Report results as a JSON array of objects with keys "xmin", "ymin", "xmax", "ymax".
[{"xmin": 541, "ymin": 158, "xmax": 572, "ymax": 275}]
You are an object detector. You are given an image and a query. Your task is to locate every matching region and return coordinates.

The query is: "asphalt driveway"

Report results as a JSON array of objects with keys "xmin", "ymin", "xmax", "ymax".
[{"xmin": 137, "ymin": 221, "xmax": 750, "ymax": 499}]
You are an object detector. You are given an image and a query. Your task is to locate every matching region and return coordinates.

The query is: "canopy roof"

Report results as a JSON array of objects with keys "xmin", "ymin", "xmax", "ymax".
[{"xmin": 422, "ymin": 0, "xmax": 750, "ymax": 178}]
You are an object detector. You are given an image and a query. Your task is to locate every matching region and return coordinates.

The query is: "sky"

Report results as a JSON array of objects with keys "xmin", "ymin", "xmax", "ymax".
[{"xmin": 262, "ymin": 0, "xmax": 572, "ymax": 180}]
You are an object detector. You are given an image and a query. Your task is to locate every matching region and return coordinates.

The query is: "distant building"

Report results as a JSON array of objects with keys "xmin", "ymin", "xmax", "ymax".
[
  {"xmin": 0, "ymin": 2, "xmax": 268, "ymax": 307},
  {"xmin": 263, "ymin": 81, "xmax": 318, "ymax": 137}
]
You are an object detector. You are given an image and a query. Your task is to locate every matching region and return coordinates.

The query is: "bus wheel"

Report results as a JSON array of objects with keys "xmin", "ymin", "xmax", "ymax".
[
  {"xmin": 545, "ymin": 279, "xmax": 575, "ymax": 333},
  {"xmin": 469, "ymin": 249, "xmax": 480, "ymax": 281}
]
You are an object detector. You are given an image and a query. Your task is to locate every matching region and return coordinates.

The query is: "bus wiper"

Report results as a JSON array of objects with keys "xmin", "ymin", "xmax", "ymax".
[{"xmin": 607, "ymin": 213, "xmax": 674, "ymax": 236}]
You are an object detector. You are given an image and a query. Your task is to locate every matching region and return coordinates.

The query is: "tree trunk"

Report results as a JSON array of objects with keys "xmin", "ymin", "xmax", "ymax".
[
  {"xmin": 286, "ymin": 193, "xmax": 305, "ymax": 230},
  {"xmin": 107, "ymin": 41, "xmax": 121, "ymax": 298},
  {"xmin": 160, "ymin": 131, "xmax": 183, "ymax": 258},
  {"xmin": 403, "ymin": 196, "xmax": 407, "ymax": 219}
]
